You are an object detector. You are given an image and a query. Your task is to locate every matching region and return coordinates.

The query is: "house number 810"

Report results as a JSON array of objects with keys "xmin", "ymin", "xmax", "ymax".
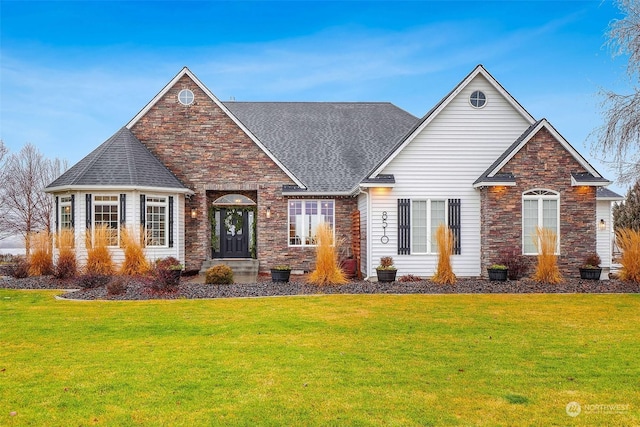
[{"xmin": 380, "ymin": 211, "xmax": 389, "ymax": 244}]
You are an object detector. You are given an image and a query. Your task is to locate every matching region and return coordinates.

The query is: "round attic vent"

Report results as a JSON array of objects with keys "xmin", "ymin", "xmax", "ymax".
[
  {"xmin": 469, "ymin": 90, "xmax": 486, "ymax": 108},
  {"xmin": 178, "ymin": 89, "xmax": 194, "ymax": 105}
]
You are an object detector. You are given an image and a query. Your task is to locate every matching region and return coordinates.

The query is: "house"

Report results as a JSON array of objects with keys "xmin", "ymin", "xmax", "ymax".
[{"xmin": 45, "ymin": 65, "xmax": 623, "ymax": 280}]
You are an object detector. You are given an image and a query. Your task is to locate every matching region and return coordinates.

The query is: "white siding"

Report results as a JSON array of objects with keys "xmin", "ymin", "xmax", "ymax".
[
  {"xmin": 369, "ymin": 75, "xmax": 532, "ymax": 277},
  {"xmin": 596, "ymin": 200, "xmax": 614, "ymax": 269},
  {"xmin": 54, "ymin": 190, "xmax": 185, "ymax": 270}
]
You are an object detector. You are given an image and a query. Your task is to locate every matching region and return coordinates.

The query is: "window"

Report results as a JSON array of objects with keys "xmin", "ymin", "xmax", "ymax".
[
  {"xmin": 146, "ymin": 196, "xmax": 168, "ymax": 247},
  {"xmin": 178, "ymin": 89, "xmax": 194, "ymax": 105},
  {"xmin": 59, "ymin": 196, "xmax": 73, "ymax": 230},
  {"xmin": 522, "ymin": 190, "xmax": 559, "ymax": 254},
  {"xmin": 94, "ymin": 195, "xmax": 119, "ymax": 246},
  {"xmin": 411, "ymin": 199, "xmax": 447, "ymax": 253},
  {"xmin": 398, "ymin": 198, "xmax": 461, "ymax": 255},
  {"xmin": 470, "ymin": 90, "xmax": 486, "ymax": 108},
  {"xmin": 289, "ymin": 200, "xmax": 334, "ymax": 246}
]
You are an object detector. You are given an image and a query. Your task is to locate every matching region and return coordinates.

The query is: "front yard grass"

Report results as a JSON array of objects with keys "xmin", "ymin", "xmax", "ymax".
[{"xmin": 1, "ymin": 291, "xmax": 639, "ymax": 426}]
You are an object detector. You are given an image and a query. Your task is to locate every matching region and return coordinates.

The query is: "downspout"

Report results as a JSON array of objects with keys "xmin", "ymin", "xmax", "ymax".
[{"xmin": 358, "ymin": 187, "xmax": 371, "ymax": 280}]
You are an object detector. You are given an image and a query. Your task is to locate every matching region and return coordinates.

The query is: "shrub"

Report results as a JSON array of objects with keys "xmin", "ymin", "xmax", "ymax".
[
  {"xmin": 85, "ymin": 224, "xmax": 114, "ymax": 275},
  {"xmin": 77, "ymin": 273, "xmax": 111, "ymax": 289},
  {"xmin": 432, "ymin": 224, "xmax": 456, "ymax": 285},
  {"xmin": 617, "ymin": 228, "xmax": 640, "ymax": 283},
  {"xmin": 28, "ymin": 231, "xmax": 54, "ymax": 276},
  {"xmin": 497, "ymin": 246, "xmax": 530, "ymax": 280},
  {"xmin": 120, "ymin": 227, "xmax": 150, "ymax": 276},
  {"xmin": 398, "ymin": 274, "xmax": 422, "ymax": 282},
  {"xmin": 582, "ymin": 253, "xmax": 602, "ymax": 268},
  {"xmin": 205, "ymin": 264, "xmax": 234, "ymax": 284},
  {"xmin": 308, "ymin": 222, "xmax": 347, "ymax": 285},
  {"xmin": 7, "ymin": 256, "xmax": 29, "ymax": 279},
  {"xmin": 155, "ymin": 256, "xmax": 182, "ymax": 271},
  {"xmin": 106, "ymin": 277, "xmax": 127, "ymax": 295},
  {"xmin": 149, "ymin": 256, "xmax": 184, "ymax": 290},
  {"xmin": 55, "ymin": 229, "xmax": 77, "ymax": 279},
  {"xmin": 532, "ymin": 227, "xmax": 563, "ymax": 284}
]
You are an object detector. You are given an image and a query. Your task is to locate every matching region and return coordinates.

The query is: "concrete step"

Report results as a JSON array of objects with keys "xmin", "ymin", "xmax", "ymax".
[{"xmin": 199, "ymin": 259, "xmax": 259, "ymax": 283}]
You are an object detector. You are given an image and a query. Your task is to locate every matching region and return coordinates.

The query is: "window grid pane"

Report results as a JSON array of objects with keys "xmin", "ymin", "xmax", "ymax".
[
  {"xmin": 146, "ymin": 197, "xmax": 167, "ymax": 247},
  {"xmin": 430, "ymin": 201, "xmax": 446, "ymax": 253},
  {"xmin": 288, "ymin": 200, "xmax": 334, "ymax": 247},
  {"xmin": 412, "ymin": 201, "xmax": 427, "ymax": 253}
]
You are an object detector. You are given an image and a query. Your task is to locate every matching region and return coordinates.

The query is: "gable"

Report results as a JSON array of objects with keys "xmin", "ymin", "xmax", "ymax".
[
  {"xmin": 368, "ymin": 64, "xmax": 536, "ymax": 179},
  {"xmin": 127, "ymin": 67, "xmax": 304, "ymax": 189},
  {"xmin": 474, "ymin": 119, "xmax": 610, "ymax": 188},
  {"xmin": 128, "ymin": 73, "xmax": 299, "ymax": 189}
]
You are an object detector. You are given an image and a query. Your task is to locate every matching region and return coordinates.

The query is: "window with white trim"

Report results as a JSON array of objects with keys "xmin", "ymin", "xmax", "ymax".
[
  {"xmin": 411, "ymin": 199, "xmax": 446, "ymax": 253},
  {"xmin": 60, "ymin": 196, "xmax": 73, "ymax": 230},
  {"xmin": 146, "ymin": 196, "xmax": 168, "ymax": 247},
  {"xmin": 289, "ymin": 200, "xmax": 334, "ymax": 246},
  {"xmin": 522, "ymin": 190, "xmax": 560, "ymax": 254},
  {"xmin": 94, "ymin": 195, "xmax": 119, "ymax": 246}
]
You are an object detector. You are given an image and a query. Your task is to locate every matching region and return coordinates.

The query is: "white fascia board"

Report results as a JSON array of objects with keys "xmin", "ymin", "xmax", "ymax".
[
  {"xmin": 44, "ymin": 185, "xmax": 195, "ymax": 195},
  {"xmin": 125, "ymin": 67, "xmax": 306, "ymax": 190},
  {"xmin": 596, "ymin": 195, "xmax": 625, "ymax": 201},
  {"xmin": 570, "ymin": 176, "xmax": 611, "ymax": 187},
  {"xmin": 370, "ymin": 65, "xmax": 536, "ymax": 178},
  {"xmin": 472, "ymin": 181, "xmax": 517, "ymax": 189},
  {"xmin": 359, "ymin": 182, "xmax": 395, "ymax": 188}
]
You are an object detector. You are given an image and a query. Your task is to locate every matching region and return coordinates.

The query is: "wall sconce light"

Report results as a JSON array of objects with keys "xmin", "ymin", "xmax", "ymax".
[
  {"xmin": 598, "ymin": 219, "xmax": 606, "ymax": 231},
  {"xmin": 191, "ymin": 208, "xmax": 197, "ymax": 219},
  {"xmin": 266, "ymin": 207, "xmax": 271, "ymax": 219}
]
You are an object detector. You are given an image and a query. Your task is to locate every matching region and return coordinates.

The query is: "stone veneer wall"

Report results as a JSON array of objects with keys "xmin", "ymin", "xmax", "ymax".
[
  {"xmin": 480, "ymin": 127, "xmax": 597, "ymax": 278},
  {"xmin": 130, "ymin": 74, "xmax": 357, "ymax": 272}
]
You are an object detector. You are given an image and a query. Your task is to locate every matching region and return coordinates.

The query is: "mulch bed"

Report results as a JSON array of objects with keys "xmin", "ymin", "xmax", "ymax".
[{"xmin": 1, "ymin": 275, "xmax": 639, "ymax": 301}]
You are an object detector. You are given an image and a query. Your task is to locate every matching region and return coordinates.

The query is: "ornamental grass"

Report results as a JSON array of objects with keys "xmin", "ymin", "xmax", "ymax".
[
  {"xmin": 617, "ymin": 228, "xmax": 640, "ymax": 283},
  {"xmin": 85, "ymin": 224, "xmax": 114, "ymax": 275},
  {"xmin": 54, "ymin": 229, "xmax": 77, "ymax": 279},
  {"xmin": 432, "ymin": 223, "xmax": 456, "ymax": 284},
  {"xmin": 27, "ymin": 231, "xmax": 53, "ymax": 276},
  {"xmin": 532, "ymin": 227, "xmax": 563, "ymax": 284},
  {"xmin": 120, "ymin": 227, "xmax": 150, "ymax": 276},
  {"xmin": 308, "ymin": 222, "xmax": 347, "ymax": 285}
]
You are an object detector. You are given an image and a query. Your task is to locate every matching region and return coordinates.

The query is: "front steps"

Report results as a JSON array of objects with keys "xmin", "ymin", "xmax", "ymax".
[{"xmin": 199, "ymin": 258, "xmax": 260, "ymax": 283}]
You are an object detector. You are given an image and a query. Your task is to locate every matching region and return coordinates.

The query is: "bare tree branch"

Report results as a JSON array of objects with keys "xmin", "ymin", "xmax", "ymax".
[
  {"xmin": 0, "ymin": 143, "xmax": 67, "ymax": 250},
  {"xmin": 593, "ymin": 0, "xmax": 640, "ymax": 184}
]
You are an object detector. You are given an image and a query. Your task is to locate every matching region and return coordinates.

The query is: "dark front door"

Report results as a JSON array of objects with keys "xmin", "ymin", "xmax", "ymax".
[{"xmin": 220, "ymin": 208, "xmax": 250, "ymax": 258}]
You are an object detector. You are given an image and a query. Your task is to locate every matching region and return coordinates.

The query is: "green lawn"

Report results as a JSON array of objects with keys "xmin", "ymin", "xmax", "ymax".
[{"xmin": 1, "ymin": 290, "xmax": 639, "ymax": 426}]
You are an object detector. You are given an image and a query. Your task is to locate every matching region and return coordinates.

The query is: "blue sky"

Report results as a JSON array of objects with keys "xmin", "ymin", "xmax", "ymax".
[{"xmin": 0, "ymin": 0, "xmax": 631, "ymax": 194}]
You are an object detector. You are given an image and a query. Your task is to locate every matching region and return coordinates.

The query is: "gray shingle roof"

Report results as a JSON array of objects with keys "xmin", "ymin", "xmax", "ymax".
[
  {"xmin": 223, "ymin": 102, "xmax": 418, "ymax": 193},
  {"xmin": 46, "ymin": 127, "xmax": 188, "ymax": 191},
  {"xmin": 596, "ymin": 187, "xmax": 624, "ymax": 200}
]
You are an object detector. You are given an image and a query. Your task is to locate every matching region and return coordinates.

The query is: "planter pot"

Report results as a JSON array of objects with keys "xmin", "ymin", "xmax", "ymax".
[
  {"xmin": 341, "ymin": 258, "xmax": 357, "ymax": 279},
  {"xmin": 487, "ymin": 268, "xmax": 508, "ymax": 282},
  {"xmin": 271, "ymin": 269, "xmax": 291, "ymax": 283},
  {"xmin": 376, "ymin": 269, "xmax": 397, "ymax": 283},
  {"xmin": 579, "ymin": 267, "xmax": 602, "ymax": 280}
]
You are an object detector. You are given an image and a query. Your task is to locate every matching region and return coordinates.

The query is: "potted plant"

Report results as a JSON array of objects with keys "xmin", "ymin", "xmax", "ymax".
[
  {"xmin": 579, "ymin": 253, "xmax": 602, "ymax": 280},
  {"xmin": 271, "ymin": 265, "xmax": 292, "ymax": 283},
  {"xmin": 376, "ymin": 256, "xmax": 397, "ymax": 282},
  {"xmin": 487, "ymin": 264, "xmax": 508, "ymax": 281}
]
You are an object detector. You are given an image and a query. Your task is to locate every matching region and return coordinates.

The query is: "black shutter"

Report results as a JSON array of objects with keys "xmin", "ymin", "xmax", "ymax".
[
  {"xmin": 398, "ymin": 198, "xmax": 411, "ymax": 255},
  {"xmin": 168, "ymin": 196, "xmax": 174, "ymax": 248},
  {"xmin": 70, "ymin": 195, "xmax": 75, "ymax": 229},
  {"xmin": 120, "ymin": 194, "xmax": 126, "ymax": 226},
  {"xmin": 55, "ymin": 196, "xmax": 59, "ymax": 231},
  {"xmin": 86, "ymin": 194, "xmax": 92, "ymax": 229},
  {"xmin": 140, "ymin": 195, "xmax": 146, "ymax": 227},
  {"xmin": 448, "ymin": 198, "xmax": 461, "ymax": 255}
]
